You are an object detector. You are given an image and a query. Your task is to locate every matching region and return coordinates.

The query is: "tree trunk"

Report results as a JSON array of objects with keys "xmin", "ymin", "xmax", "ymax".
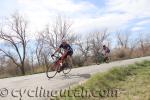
[{"xmin": 20, "ymin": 65, "xmax": 25, "ymax": 75}]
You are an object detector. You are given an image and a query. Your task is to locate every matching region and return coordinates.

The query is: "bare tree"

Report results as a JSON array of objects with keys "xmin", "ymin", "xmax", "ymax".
[
  {"xmin": 116, "ymin": 32, "xmax": 130, "ymax": 48},
  {"xmin": 128, "ymin": 38, "xmax": 139, "ymax": 57},
  {"xmin": 0, "ymin": 13, "xmax": 28, "ymax": 75},
  {"xmin": 0, "ymin": 56, "xmax": 6, "ymax": 75},
  {"xmin": 35, "ymin": 33, "xmax": 45, "ymax": 66},
  {"xmin": 90, "ymin": 30, "xmax": 109, "ymax": 63},
  {"xmin": 43, "ymin": 16, "xmax": 76, "ymax": 50},
  {"xmin": 137, "ymin": 33, "xmax": 150, "ymax": 56},
  {"xmin": 76, "ymin": 36, "xmax": 90, "ymax": 62},
  {"xmin": 36, "ymin": 16, "xmax": 76, "ymax": 68},
  {"xmin": 30, "ymin": 50, "xmax": 34, "ymax": 73}
]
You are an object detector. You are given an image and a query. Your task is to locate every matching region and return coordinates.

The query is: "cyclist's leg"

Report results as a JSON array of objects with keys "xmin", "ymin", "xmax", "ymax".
[
  {"xmin": 60, "ymin": 51, "xmax": 73, "ymax": 68},
  {"xmin": 61, "ymin": 51, "xmax": 68, "ymax": 61},
  {"xmin": 103, "ymin": 53, "xmax": 106, "ymax": 61},
  {"xmin": 61, "ymin": 51, "xmax": 73, "ymax": 65},
  {"xmin": 104, "ymin": 53, "xmax": 109, "ymax": 62},
  {"xmin": 66, "ymin": 51, "xmax": 73, "ymax": 66},
  {"xmin": 51, "ymin": 60, "xmax": 60, "ymax": 71},
  {"xmin": 57, "ymin": 52, "xmax": 68, "ymax": 72}
]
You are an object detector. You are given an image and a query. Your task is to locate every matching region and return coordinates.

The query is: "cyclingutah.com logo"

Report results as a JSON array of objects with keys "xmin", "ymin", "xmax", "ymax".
[
  {"xmin": 0, "ymin": 86, "xmax": 121, "ymax": 100},
  {"xmin": 0, "ymin": 88, "xmax": 8, "ymax": 97}
]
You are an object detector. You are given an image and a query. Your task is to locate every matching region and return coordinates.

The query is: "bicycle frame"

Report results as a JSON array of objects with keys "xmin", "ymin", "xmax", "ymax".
[
  {"xmin": 46, "ymin": 51, "xmax": 72, "ymax": 78},
  {"xmin": 52, "ymin": 51, "xmax": 67, "ymax": 63},
  {"xmin": 51, "ymin": 51, "xmax": 68, "ymax": 68}
]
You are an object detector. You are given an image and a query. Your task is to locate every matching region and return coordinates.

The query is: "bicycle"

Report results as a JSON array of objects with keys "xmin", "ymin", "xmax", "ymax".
[
  {"xmin": 46, "ymin": 53, "xmax": 72, "ymax": 78},
  {"xmin": 96, "ymin": 52, "xmax": 111, "ymax": 64}
]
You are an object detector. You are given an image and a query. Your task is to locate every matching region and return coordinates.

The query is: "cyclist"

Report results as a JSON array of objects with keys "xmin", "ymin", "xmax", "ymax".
[
  {"xmin": 102, "ymin": 45, "xmax": 110, "ymax": 62},
  {"xmin": 51, "ymin": 40, "xmax": 73, "ymax": 71}
]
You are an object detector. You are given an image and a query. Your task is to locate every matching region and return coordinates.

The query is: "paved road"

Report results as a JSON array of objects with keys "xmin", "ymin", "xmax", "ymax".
[{"xmin": 0, "ymin": 56, "xmax": 150, "ymax": 100}]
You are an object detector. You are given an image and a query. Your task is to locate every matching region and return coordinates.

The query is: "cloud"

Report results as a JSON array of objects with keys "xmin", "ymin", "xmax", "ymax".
[
  {"xmin": 18, "ymin": 0, "xmax": 96, "ymax": 13},
  {"xmin": 131, "ymin": 26, "xmax": 144, "ymax": 32},
  {"xmin": 131, "ymin": 19, "xmax": 150, "ymax": 32},
  {"xmin": 136, "ymin": 19, "xmax": 150, "ymax": 26},
  {"xmin": 106, "ymin": 0, "xmax": 150, "ymax": 18},
  {"xmin": 16, "ymin": 0, "xmax": 97, "ymax": 37},
  {"xmin": 104, "ymin": 0, "xmax": 150, "ymax": 33},
  {"xmin": 7, "ymin": 0, "xmax": 150, "ymax": 36},
  {"xmin": 73, "ymin": 13, "xmax": 134, "ymax": 33},
  {"xmin": 73, "ymin": 0, "xmax": 150, "ymax": 34}
]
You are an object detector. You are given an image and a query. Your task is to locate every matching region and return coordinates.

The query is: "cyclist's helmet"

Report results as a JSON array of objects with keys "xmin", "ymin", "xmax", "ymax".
[
  {"xmin": 103, "ymin": 45, "xmax": 106, "ymax": 48},
  {"xmin": 62, "ymin": 39, "xmax": 67, "ymax": 44}
]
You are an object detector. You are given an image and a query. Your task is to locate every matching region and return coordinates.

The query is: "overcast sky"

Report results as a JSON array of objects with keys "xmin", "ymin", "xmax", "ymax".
[{"xmin": 0, "ymin": 0, "xmax": 150, "ymax": 37}]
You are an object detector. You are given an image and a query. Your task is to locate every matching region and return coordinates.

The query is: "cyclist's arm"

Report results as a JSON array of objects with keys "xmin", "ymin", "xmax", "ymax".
[{"xmin": 53, "ymin": 48, "xmax": 61, "ymax": 55}]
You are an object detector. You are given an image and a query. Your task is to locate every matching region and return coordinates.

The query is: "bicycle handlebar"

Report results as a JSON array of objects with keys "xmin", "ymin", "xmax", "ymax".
[
  {"xmin": 51, "ymin": 50, "xmax": 68, "ymax": 60},
  {"xmin": 51, "ymin": 55, "xmax": 60, "ymax": 60}
]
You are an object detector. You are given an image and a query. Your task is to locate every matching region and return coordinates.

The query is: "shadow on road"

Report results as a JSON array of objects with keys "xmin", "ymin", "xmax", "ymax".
[
  {"xmin": 61, "ymin": 73, "xmax": 91, "ymax": 79},
  {"xmin": 47, "ymin": 73, "xmax": 91, "ymax": 81}
]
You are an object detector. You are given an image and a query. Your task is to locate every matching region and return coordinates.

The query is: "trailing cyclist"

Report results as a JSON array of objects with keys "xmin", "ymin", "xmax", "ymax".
[{"xmin": 102, "ymin": 45, "xmax": 110, "ymax": 62}]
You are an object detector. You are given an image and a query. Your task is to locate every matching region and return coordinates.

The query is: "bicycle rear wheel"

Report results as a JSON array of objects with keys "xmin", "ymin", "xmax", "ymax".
[
  {"xmin": 104, "ymin": 57, "xmax": 111, "ymax": 63},
  {"xmin": 46, "ymin": 64, "xmax": 58, "ymax": 78},
  {"xmin": 63, "ymin": 63, "xmax": 72, "ymax": 74}
]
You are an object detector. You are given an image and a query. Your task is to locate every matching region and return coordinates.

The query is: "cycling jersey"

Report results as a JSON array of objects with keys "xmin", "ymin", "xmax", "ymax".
[
  {"xmin": 104, "ymin": 47, "xmax": 110, "ymax": 53},
  {"xmin": 59, "ymin": 44, "xmax": 73, "ymax": 52},
  {"xmin": 59, "ymin": 43, "xmax": 73, "ymax": 57}
]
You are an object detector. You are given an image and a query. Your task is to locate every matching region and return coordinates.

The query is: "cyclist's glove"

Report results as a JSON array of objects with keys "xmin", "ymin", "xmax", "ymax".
[{"xmin": 51, "ymin": 54, "xmax": 54, "ymax": 57}]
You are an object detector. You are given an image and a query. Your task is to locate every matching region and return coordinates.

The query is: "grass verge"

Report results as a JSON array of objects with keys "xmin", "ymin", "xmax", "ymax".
[{"xmin": 55, "ymin": 60, "xmax": 150, "ymax": 100}]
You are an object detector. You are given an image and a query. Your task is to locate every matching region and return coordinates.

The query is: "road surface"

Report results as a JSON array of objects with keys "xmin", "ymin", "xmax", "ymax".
[{"xmin": 0, "ymin": 56, "xmax": 150, "ymax": 100}]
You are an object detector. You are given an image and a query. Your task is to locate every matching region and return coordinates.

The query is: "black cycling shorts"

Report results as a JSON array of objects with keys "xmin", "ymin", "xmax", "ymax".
[
  {"xmin": 67, "ymin": 51, "xmax": 73, "ymax": 56},
  {"xmin": 63, "ymin": 51, "xmax": 73, "ymax": 58}
]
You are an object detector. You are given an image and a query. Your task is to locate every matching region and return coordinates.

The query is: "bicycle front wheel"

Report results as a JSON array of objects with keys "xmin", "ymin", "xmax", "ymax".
[{"xmin": 46, "ymin": 64, "xmax": 58, "ymax": 78}]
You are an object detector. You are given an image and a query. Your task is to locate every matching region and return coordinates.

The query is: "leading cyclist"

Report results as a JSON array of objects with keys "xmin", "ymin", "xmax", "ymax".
[{"xmin": 51, "ymin": 40, "xmax": 73, "ymax": 71}]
